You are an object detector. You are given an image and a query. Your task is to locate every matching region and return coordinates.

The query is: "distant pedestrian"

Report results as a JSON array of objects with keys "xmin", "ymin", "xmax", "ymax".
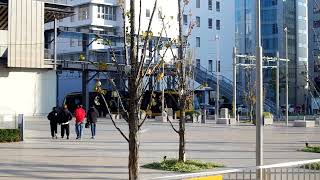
[
  {"xmin": 47, "ymin": 107, "xmax": 59, "ymax": 139},
  {"xmin": 87, "ymin": 105, "xmax": 99, "ymax": 139},
  {"xmin": 60, "ymin": 104, "xmax": 72, "ymax": 139},
  {"xmin": 74, "ymin": 105, "xmax": 86, "ymax": 139}
]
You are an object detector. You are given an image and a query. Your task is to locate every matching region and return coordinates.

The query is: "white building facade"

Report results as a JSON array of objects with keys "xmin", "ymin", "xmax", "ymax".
[
  {"xmin": 53, "ymin": 0, "xmax": 235, "ymax": 104},
  {"xmin": 184, "ymin": 0, "xmax": 235, "ymax": 79}
]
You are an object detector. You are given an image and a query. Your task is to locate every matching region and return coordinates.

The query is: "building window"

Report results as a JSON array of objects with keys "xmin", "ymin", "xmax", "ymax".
[
  {"xmin": 183, "ymin": 14, "xmax": 188, "ymax": 25},
  {"xmin": 209, "ymin": 60, "xmax": 213, "ymax": 72},
  {"xmin": 70, "ymin": 38, "xmax": 76, "ymax": 47},
  {"xmin": 196, "ymin": 59, "xmax": 200, "ymax": 67},
  {"xmin": 216, "ymin": 1, "xmax": 220, "ymax": 12},
  {"xmin": 208, "ymin": 18, "xmax": 212, "ymax": 29},
  {"xmin": 196, "ymin": 0, "xmax": 200, "ymax": 8},
  {"xmin": 196, "ymin": 16, "xmax": 200, "ymax": 27},
  {"xmin": 216, "ymin": 19, "xmax": 220, "ymax": 30},
  {"xmin": 208, "ymin": 0, "xmax": 212, "ymax": 10},
  {"xmin": 70, "ymin": 15, "xmax": 75, "ymax": 22},
  {"xmin": 272, "ymin": 24, "xmax": 278, "ymax": 34},
  {"xmin": 196, "ymin": 37, "xmax": 200, "ymax": 47},
  {"xmin": 97, "ymin": 5, "xmax": 117, "ymax": 21},
  {"xmin": 146, "ymin": 9, "xmax": 150, "ymax": 17},
  {"xmin": 79, "ymin": 5, "xmax": 90, "ymax": 20}
]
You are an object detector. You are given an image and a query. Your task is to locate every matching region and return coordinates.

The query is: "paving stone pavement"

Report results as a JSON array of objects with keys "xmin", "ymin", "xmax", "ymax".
[{"xmin": 0, "ymin": 117, "xmax": 319, "ymax": 180}]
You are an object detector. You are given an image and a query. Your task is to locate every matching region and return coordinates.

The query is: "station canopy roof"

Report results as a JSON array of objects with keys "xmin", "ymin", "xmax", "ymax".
[{"xmin": 0, "ymin": 0, "xmax": 74, "ymax": 30}]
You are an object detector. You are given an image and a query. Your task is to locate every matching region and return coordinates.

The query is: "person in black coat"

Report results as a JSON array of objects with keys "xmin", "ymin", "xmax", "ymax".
[
  {"xmin": 87, "ymin": 105, "xmax": 99, "ymax": 139},
  {"xmin": 47, "ymin": 107, "xmax": 59, "ymax": 139},
  {"xmin": 59, "ymin": 104, "xmax": 73, "ymax": 139}
]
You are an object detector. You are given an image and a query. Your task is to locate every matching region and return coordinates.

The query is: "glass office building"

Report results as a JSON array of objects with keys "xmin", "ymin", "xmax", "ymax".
[{"xmin": 235, "ymin": 0, "xmax": 308, "ymax": 106}]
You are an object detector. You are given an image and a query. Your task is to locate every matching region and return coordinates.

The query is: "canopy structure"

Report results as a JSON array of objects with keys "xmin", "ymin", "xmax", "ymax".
[{"xmin": 0, "ymin": 0, "xmax": 73, "ymax": 30}]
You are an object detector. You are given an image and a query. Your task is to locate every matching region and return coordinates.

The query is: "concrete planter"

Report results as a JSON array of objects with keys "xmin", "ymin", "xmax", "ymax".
[
  {"xmin": 293, "ymin": 120, "xmax": 315, "ymax": 127},
  {"xmin": 263, "ymin": 117, "xmax": 273, "ymax": 125}
]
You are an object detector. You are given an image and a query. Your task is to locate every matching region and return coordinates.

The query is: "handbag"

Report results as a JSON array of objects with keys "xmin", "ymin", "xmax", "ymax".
[{"xmin": 85, "ymin": 122, "xmax": 90, "ymax": 128}]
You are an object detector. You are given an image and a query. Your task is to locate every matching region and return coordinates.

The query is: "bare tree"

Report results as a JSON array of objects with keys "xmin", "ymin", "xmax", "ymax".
[
  {"xmin": 164, "ymin": 0, "xmax": 195, "ymax": 163},
  {"xmin": 91, "ymin": 0, "xmax": 180, "ymax": 179}
]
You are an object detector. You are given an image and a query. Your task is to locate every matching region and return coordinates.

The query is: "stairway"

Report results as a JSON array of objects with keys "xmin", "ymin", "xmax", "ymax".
[{"xmin": 194, "ymin": 65, "xmax": 278, "ymax": 114}]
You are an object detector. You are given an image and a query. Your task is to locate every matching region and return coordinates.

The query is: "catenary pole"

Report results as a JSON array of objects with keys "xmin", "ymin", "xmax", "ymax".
[{"xmin": 255, "ymin": 0, "xmax": 264, "ymax": 179}]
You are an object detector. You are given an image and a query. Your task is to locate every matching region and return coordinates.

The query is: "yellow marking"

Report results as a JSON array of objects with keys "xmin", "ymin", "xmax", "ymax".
[{"xmin": 185, "ymin": 175, "xmax": 223, "ymax": 180}]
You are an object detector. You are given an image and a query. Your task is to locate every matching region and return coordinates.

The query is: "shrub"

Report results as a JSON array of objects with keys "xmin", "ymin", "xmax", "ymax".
[
  {"xmin": 301, "ymin": 146, "xmax": 320, "ymax": 153},
  {"xmin": 0, "ymin": 129, "xmax": 20, "ymax": 143},
  {"xmin": 185, "ymin": 110, "xmax": 201, "ymax": 118},
  {"xmin": 142, "ymin": 159, "xmax": 223, "ymax": 173},
  {"xmin": 263, "ymin": 112, "xmax": 273, "ymax": 118},
  {"xmin": 301, "ymin": 162, "xmax": 320, "ymax": 170}
]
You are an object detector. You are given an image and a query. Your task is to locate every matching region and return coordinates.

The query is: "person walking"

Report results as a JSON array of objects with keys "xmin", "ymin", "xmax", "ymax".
[
  {"xmin": 60, "ymin": 104, "xmax": 72, "ymax": 139},
  {"xmin": 74, "ymin": 105, "xmax": 86, "ymax": 139},
  {"xmin": 87, "ymin": 105, "xmax": 99, "ymax": 139},
  {"xmin": 47, "ymin": 107, "xmax": 59, "ymax": 139}
]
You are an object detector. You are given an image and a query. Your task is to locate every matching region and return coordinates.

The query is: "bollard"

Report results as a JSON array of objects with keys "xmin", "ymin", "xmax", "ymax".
[
  {"xmin": 201, "ymin": 109, "xmax": 206, "ymax": 124},
  {"xmin": 18, "ymin": 114, "xmax": 24, "ymax": 141}
]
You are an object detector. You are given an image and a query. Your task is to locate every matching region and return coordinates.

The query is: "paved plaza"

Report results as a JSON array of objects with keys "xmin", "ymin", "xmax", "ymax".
[{"xmin": 0, "ymin": 117, "xmax": 319, "ymax": 179}]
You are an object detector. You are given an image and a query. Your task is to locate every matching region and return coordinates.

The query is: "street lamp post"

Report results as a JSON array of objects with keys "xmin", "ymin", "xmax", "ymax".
[
  {"xmin": 284, "ymin": 27, "xmax": 289, "ymax": 126},
  {"xmin": 215, "ymin": 35, "xmax": 220, "ymax": 121},
  {"xmin": 256, "ymin": 0, "xmax": 264, "ymax": 179}
]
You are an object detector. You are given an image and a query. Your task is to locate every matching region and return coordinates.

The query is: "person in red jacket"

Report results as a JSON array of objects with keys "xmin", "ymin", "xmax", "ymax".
[{"xmin": 74, "ymin": 105, "xmax": 86, "ymax": 139}]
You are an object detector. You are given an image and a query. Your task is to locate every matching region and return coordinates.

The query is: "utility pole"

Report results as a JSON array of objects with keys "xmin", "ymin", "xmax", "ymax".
[
  {"xmin": 276, "ymin": 52, "xmax": 280, "ymax": 120},
  {"xmin": 255, "ymin": 0, "xmax": 264, "ymax": 179},
  {"xmin": 233, "ymin": 47, "xmax": 237, "ymax": 119},
  {"xmin": 284, "ymin": 27, "xmax": 289, "ymax": 126},
  {"xmin": 54, "ymin": 17, "xmax": 58, "ymax": 106},
  {"xmin": 215, "ymin": 35, "xmax": 220, "ymax": 121}
]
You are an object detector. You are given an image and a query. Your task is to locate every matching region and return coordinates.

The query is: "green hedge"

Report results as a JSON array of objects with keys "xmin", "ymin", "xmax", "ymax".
[{"xmin": 0, "ymin": 129, "xmax": 20, "ymax": 143}]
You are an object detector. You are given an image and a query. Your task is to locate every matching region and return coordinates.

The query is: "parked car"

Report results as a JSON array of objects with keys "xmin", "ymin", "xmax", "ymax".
[{"xmin": 237, "ymin": 105, "xmax": 248, "ymax": 114}]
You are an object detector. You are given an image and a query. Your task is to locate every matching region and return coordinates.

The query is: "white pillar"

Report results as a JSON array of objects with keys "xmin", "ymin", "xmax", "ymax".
[
  {"xmin": 233, "ymin": 47, "xmax": 237, "ymax": 119},
  {"xmin": 284, "ymin": 27, "xmax": 289, "ymax": 126},
  {"xmin": 276, "ymin": 52, "xmax": 280, "ymax": 120}
]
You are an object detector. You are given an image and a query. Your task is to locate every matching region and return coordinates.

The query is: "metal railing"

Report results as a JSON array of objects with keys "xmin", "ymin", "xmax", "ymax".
[
  {"xmin": 151, "ymin": 159, "xmax": 320, "ymax": 180},
  {"xmin": 194, "ymin": 64, "xmax": 278, "ymax": 115},
  {"xmin": 43, "ymin": 0, "xmax": 69, "ymax": 5},
  {"xmin": 0, "ymin": 114, "xmax": 18, "ymax": 129}
]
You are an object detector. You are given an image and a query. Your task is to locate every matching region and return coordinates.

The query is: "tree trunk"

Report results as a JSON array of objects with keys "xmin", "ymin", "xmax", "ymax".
[
  {"xmin": 177, "ymin": 0, "xmax": 186, "ymax": 163},
  {"xmin": 128, "ymin": 112, "xmax": 139, "ymax": 180},
  {"xmin": 128, "ymin": 0, "xmax": 139, "ymax": 179},
  {"xmin": 179, "ymin": 110, "xmax": 186, "ymax": 162}
]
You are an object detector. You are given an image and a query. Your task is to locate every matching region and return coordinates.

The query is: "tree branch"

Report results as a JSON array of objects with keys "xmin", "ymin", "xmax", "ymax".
[
  {"xmin": 100, "ymin": 91, "xmax": 129, "ymax": 142},
  {"xmin": 167, "ymin": 112, "xmax": 179, "ymax": 134},
  {"xmin": 86, "ymin": 60, "xmax": 130, "ymax": 122},
  {"xmin": 119, "ymin": 3, "xmax": 129, "ymax": 65},
  {"xmin": 136, "ymin": 0, "xmax": 142, "ymax": 63},
  {"xmin": 138, "ymin": 82, "xmax": 159, "ymax": 128},
  {"xmin": 136, "ymin": 0, "xmax": 158, "ymax": 82}
]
